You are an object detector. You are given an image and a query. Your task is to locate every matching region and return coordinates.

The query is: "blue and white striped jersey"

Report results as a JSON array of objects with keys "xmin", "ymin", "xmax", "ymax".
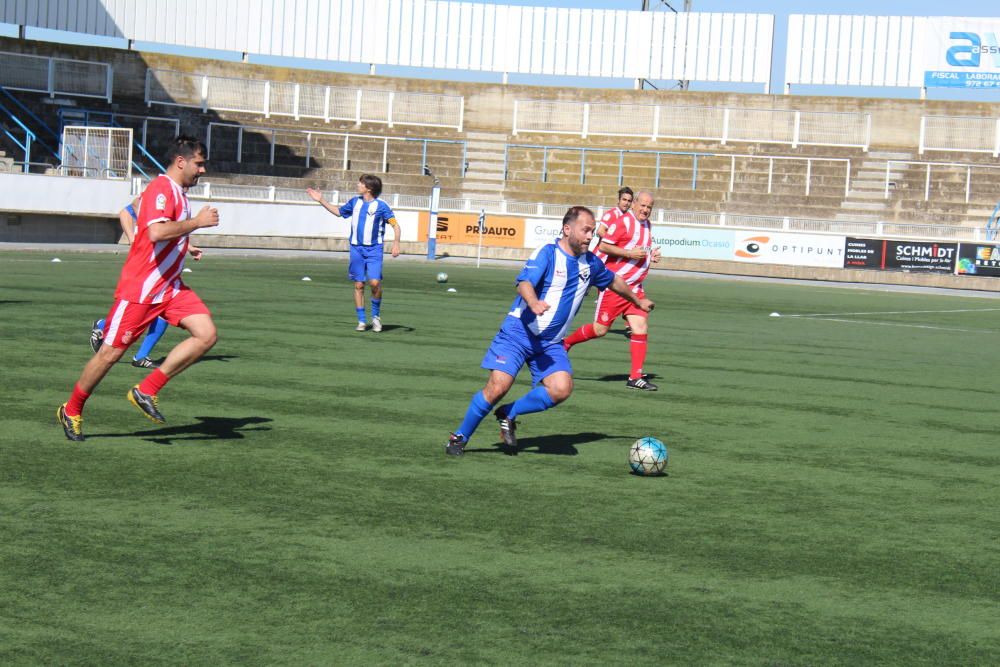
[
  {"xmin": 504, "ymin": 241, "xmax": 616, "ymax": 342},
  {"xmin": 339, "ymin": 196, "xmax": 397, "ymax": 246}
]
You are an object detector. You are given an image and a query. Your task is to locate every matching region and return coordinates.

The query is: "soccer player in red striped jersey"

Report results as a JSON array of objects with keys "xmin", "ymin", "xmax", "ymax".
[
  {"xmin": 57, "ymin": 136, "xmax": 221, "ymax": 441},
  {"xmin": 590, "ymin": 186, "xmax": 634, "ymax": 261},
  {"xmin": 563, "ymin": 190, "xmax": 662, "ymax": 391}
]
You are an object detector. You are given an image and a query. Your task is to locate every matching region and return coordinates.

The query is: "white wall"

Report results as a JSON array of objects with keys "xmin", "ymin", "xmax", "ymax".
[{"xmin": 0, "ymin": 172, "xmax": 131, "ymax": 216}]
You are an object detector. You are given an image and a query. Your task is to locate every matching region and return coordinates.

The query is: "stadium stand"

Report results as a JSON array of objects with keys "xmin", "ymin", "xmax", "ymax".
[{"xmin": 2, "ymin": 34, "xmax": 999, "ymax": 237}]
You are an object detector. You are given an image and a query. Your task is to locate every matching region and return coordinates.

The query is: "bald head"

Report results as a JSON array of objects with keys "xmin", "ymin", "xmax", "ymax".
[{"xmin": 633, "ymin": 191, "xmax": 654, "ymax": 221}]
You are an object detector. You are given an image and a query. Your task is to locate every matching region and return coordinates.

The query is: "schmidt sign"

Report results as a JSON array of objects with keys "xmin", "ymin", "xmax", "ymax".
[{"xmin": 924, "ymin": 20, "xmax": 1000, "ymax": 89}]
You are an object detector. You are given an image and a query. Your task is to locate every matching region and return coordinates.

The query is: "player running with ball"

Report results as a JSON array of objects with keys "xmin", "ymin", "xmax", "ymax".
[{"xmin": 446, "ymin": 206, "xmax": 654, "ymax": 456}]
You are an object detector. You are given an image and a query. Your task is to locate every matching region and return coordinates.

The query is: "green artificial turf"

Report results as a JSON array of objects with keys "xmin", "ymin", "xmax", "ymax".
[{"xmin": 1, "ymin": 249, "xmax": 999, "ymax": 665}]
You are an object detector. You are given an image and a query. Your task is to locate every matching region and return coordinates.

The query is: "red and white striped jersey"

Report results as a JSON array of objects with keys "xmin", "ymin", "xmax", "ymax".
[
  {"xmin": 114, "ymin": 175, "xmax": 192, "ymax": 304},
  {"xmin": 601, "ymin": 212, "xmax": 653, "ymax": 291},
  {"xmin": 593, "ymin": 206, "xmax": 629, "ymax": 263}
]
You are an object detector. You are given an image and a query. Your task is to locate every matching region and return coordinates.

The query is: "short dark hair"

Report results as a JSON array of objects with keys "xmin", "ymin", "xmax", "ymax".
[
  {"xmin": 165, "ymin": 135, "xmax": 206, "ymax": 163},
  {"xmin": 562, "ymin": 206, "xmax": 595, "ymax": 228},
  {"xmin": 359, "ymin": 174, "xmax": 383, "ymax": 199},
  {"xmin": 618, "ymin": 186, "xmax": 634, "ymax": 199}
]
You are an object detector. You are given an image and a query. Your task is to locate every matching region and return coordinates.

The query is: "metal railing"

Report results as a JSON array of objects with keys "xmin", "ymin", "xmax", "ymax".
[
  {"xmin": 0, "ymin": 98, "xmax": 36, "ymax": 171},
  {"xmin": 987, "ymin": 202, "xmax": 1000, "ymax": 242},
  {"xmin": 919, "ymin": 116, "xmax": 1000, "ymax": 157},
  {"xmin": 505, "ymin": 144, "xmax": 852, "ymax": 197},
  {"xmin": 882, "ymin": 160, "xmax": 1000, "ymax": 203},
  {"xmin": 513, "ymin": 99, "xmax": 872, "ymax": 151},
  {"xmin": 168, "ymin": 180, "xmax": 983, "ymax": 242},
  {"xmin": 145, "ymin": 69, "xmax": 465, "ymax": 130},
  {"xmin": 0, "ymin": 86, "xmax": 61, "ymax": 160},
  {"xmin": 205, "ymin": 122, "xmax": 467, "ymax": 175},
  {"xmin": 0, "ymin": 51, "xmax": 113, "ymax": 101}
]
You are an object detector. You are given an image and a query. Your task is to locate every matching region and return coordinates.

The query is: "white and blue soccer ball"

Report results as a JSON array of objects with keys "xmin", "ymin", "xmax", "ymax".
[
  {"xmin": 436, "ymin": 272, "xmax": 449, "ymax": 283},
  {"xmin": 628, "ymin": 437, "xmax": 668, "ymax": 476}
]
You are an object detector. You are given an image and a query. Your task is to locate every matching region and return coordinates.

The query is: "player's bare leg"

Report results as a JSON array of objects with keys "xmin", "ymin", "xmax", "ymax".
[
  {"xmin": 539, "ymin": 371, "xmax": 573, "ymax": 405},
  {"xmin": 76, "ymin": 344, "xmax": 128, "ymax": 394},
  {"xmin": 127, "ymin": 313, "xmax": 216, "ymax": 424},
  {"xmin": 158, "ymin": 313, "xmax": 217, "ymax": 378}
]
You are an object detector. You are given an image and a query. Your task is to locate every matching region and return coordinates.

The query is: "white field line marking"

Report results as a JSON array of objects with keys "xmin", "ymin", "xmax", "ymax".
[
  {"xmin": 802, "ymin": 317, "xmax": 974, "ymax": 332},
  {"xmin": 785, "ymin": 308, "xmax": 1000, "ymax": 318}
]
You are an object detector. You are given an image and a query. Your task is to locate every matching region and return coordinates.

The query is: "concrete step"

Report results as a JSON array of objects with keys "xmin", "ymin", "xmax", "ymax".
[
  {"xmin": 833, "ymin": 212, "xmax": 882, "ymax": 222},
  {"xmin": 846, "ymin": 189, "xmax": 888, "ymax": 200},
  {"xmin": 465, "ymin": 152, "xmax": 506, "ymax": 162},
  {"xmin": 840, "ymin": 201, "xmax": 887, "ymax": 211},
  {"xmin": 461, "ymin": 180, "xmax": 505, "ymax": 191},
  {"xmin": 465, "ymin": 131, "xmax": 508, "ymax": 141},
  {"xmin": 860, "ymin": 160, "xmax": 914, "ymax": 170},
  {"xmin": 856, "ymin": 170, "xmax": 903, "ymax": 181},
  {"xmin": 868, "ymin": 151, "xmax": 915, "ymax": 160}
]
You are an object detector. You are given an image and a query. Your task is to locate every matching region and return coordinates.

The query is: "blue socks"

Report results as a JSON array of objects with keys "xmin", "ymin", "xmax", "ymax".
[
  {"xmin": 371, "ymin": 298, "xmax": 381, "ymax": 318},
  {"xmin": 134, "ymin": 317, "xmax": 168, "ymax": 360},
  {"xmin": 505, "ymin": 386, "xmax": 555, "ymax": 420},
  {"xmin": 355, "ymin": 306, "xmax": 366, "ymax": 323},
  {"xmin": 456, "ymin": 391, "xmax": 494, "ymax": 440}
]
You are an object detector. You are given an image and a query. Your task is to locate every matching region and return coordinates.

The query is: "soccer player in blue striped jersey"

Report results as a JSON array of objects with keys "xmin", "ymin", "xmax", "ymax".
[
  {"xmin": 446, "ymin": 206, "xmax": 654, "ymax": 456},
  {"xmin": 307, "ymin": 175, "xmax": 401, "ymax": 332}
]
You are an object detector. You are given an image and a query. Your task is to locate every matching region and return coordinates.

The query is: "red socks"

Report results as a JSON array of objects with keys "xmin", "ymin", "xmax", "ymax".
[
  {"xmin": 138, "ymin": 369, "xmax": 170, "ymax": 396},
  {"xmin": 66, "ymin": 383, "xmax": 91, "ymax": 417},
  {"xmin": 629, "ymin": 334, "xmax": 648, "ymax": 380},
  {"xmin": 563, "ymin": 323, "xmax": 600, "ymax": 350}
]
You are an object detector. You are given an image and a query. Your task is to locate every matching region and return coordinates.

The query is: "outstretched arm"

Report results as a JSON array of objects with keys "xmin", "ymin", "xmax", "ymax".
[
  {"xmin": 608, "ymin": 275, "xmax": 654, "ymax": 312},
  {"xmin": 306, "ymin": 188, "xmax": 343, "ymax": 217}
]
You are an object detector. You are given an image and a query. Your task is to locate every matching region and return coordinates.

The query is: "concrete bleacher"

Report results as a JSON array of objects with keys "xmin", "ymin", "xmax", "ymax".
[{"xmin": 2, "ymin": 34, "xmax": 999, "ymax": 237}]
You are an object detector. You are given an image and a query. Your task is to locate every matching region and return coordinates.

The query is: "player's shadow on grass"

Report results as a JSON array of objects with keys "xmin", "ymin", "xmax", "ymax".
[
  {"xmin": 371, "ymin": 324, "xmax": 414, "ymax": 333},
  {"xmin": 467, "ymin": 431, "xmax": 622, "ymax": 456},
  {"xmin": 97, "ymin": 416, "xmax": 271, "ymax": 445},
  {"xmin": 197, "ymin": 354, "xmax": 239, "ymax": 363}
]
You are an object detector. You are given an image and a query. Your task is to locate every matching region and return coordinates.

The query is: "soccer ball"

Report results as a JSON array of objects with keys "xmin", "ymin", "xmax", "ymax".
[
  {"xmin": 436, "ymin": 272, "xmax": 449, "ymax": 283},
  {"xmin": 628, "ymin": 437, "xmax": 668, "ymax": 476}
]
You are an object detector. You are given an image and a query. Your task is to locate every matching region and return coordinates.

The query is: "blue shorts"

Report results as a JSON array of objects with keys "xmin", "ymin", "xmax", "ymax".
[
  {"xmin": 481, "ymin": 320, "xmax": 572, "ymax": 386},
  {"xmin": 349, "ymin": 244, "xmax": 384, "ymax": 282}
]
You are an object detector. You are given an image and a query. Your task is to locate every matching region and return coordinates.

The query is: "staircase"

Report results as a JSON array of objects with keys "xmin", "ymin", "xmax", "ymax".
[
  {"xmin": 460, "ymin": 131, "xmax": 507, "ymax": 200},
  {"xmin": 834, "ymin": 150, "xmax": 914, "ymax": 223}
]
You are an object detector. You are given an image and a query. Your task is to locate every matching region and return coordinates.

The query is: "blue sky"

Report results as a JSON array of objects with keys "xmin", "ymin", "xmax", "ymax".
[{"xmin": 3, "ymin": 0, "xmax": 998, "ymax": 100}]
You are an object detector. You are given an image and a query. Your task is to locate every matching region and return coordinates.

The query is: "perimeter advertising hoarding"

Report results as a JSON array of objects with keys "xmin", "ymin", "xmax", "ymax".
[
  {"xmin": 957, "ymin": 243, "xmax": 1000, "ymax": 277},
  {"xmin": 729, "ymin": 232, "xmax": 846, "ymax": 267},
  {"xmin": 651, "ymin": 227, "xmax": 735, "ymax": 260},
  {"xmin": 844, "ymin": 238, "xmax": 958, "ymax": 273},
  {"xmin": 417, "ymin": 211, "xmax": 524, "ymax": 247},
  {"xmin": 924, "ymin": 19, "xmax": 1000, "ymax": 89}
]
